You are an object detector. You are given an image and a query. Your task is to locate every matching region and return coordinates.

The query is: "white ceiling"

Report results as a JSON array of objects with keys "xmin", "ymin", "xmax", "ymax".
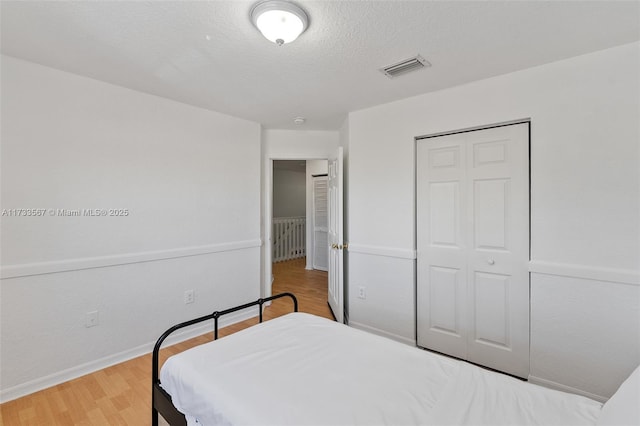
[{"xmin": 1, "ymin": 1, "xmax": 638, "ymax": 130}]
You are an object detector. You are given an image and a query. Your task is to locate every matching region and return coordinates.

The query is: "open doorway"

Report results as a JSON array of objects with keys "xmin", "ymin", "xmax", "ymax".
[{"xmin": 271, "ymin": 160, "xmax": 331, "ymax": 318}]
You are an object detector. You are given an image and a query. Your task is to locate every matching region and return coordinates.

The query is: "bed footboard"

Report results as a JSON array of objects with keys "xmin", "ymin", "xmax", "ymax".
[{"xmin": 152, "ymin": 292, "xmax": 298, "ymax": 426}]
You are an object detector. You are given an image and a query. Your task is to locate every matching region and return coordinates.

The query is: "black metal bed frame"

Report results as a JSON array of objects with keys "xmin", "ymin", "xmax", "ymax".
[{"xmin": 151, "ymin": 292, "xmax": 298, "ymax": 426}]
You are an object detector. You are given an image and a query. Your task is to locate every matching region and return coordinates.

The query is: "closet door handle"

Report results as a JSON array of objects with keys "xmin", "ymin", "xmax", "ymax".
[{"xmin": 487, "ymin": 259, "xmax": 495, "ymax": 265}]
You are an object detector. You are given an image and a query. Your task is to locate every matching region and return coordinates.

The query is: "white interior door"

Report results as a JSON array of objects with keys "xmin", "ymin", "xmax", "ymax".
[
  {"xmin": 328, "ymin": 147, "xmax": 344, "ymax": 323},
  {"xmin": 416, "ymin": 123, "xmax": 530, "ymax": 378},
  {"xmin": 313, "ymin": 176, "xmax": 328, "ymax": 271},
  {"xmin": 416, "ymin": 131, "xmax": 469, "ymax": 359}
]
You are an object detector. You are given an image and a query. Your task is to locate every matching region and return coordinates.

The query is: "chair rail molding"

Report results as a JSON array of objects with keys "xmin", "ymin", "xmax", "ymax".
[
  {"xmin": 347, "ymin": 244, "xmax": 416, "ymax": 260},
  {"xmin": 528, "ymin": 260, "xmax": 639, "ymax": 286},
  {"xmin": 0, "ymin": 239, "xmax": 262, "ymax": 279}
]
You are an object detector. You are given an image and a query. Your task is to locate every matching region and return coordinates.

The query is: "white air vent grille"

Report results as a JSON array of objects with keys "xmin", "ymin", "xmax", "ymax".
[{"xmin": 381, "ymin": 55, "xmax": 431, "ymax": 78}]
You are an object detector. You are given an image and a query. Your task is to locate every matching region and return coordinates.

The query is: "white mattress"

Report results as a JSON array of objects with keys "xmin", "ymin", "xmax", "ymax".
[{"xmin": 160, "ymin": 312, "xmax": 602, "ymax": 426}]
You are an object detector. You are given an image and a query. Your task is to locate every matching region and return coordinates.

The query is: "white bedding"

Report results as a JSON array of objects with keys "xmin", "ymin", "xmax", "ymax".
[{"xmin": 160, "ymin": 312, "xmax": 602, "ymax": 426}]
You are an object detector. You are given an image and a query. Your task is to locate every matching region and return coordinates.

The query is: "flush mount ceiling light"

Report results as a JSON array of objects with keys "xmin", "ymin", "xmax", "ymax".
[{"xmin": 251, "ymin": 1, "xmax": 309, "ymax": 46}]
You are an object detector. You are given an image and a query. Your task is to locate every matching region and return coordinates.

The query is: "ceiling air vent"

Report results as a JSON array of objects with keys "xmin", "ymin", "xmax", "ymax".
[{"xmin": 380, "ymin": 55, "xmax": 431, "ymax": 78}]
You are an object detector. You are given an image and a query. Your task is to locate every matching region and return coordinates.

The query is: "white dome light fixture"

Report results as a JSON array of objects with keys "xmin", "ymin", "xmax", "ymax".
[{"xmin": 251, "ymin": 1, "xmax": 309, "ymax": 46}]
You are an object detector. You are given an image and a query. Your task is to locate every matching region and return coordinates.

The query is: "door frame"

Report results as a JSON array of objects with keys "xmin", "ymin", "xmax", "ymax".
[
  {"xmin": 414, "ymin": 118, "xmax": 531, "ymax": 141},
  {"xmin": 264, "ymin": 157, "xmax": 330, "ymax": 300},
  {"xmin": 327, "ymin": 147, "xmax": 344, "ymax": 323}
]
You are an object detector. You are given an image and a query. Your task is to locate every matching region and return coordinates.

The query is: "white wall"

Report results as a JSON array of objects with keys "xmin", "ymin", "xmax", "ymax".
[
  {"xmin": 261, "ymin": 129, "xmax": 338, "ymax": 296},
  {"xmin": 262, "ymin": 129, "xmax": 340, "ymax": 159},
  {"xmin": 273, "ymin": 168, "xmax": 306, "ymax": 218},
  {"xmin": 346, "ymin": 42, "xmax": 640, "ymax": 399},
  {"xmin": 0, "ymin": 56, "xmax": 262, "ymax": 401}
]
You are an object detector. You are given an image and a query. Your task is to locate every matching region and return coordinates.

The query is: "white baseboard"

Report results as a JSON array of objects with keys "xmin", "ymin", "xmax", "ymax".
[
  {"xmin": 0, "ymin": 309, "xmax": 255, "ymax": 403},
  {"xmin": 349, "ymin": 321, "xmax": 415, "ymax": 346},
  {"xmin": 528, "ymin": 375, "xmax": 608, "ymax": 403}
]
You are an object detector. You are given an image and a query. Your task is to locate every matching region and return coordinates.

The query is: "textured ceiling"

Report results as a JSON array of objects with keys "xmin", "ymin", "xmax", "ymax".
[{"xmin": 1, "ymin": 1, "xmax": 639, "ymax": 130}]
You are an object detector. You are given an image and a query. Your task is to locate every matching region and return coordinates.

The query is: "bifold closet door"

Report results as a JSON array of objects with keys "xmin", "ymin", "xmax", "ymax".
[
  {"xmin": 416, "ymin": 123, "xmax": 530, "ymax": 379},
  {"xmin": 313, "ymin": 176, "xmax": 328, "ymax": 271}
]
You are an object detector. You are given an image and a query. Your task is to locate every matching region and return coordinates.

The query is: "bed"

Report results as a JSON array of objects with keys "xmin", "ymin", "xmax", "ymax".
[{"xmin": 152, "ymin": 293, "xmax": 640, "ymax": 426}]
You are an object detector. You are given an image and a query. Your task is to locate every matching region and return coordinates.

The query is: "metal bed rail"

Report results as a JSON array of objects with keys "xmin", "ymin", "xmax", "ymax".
[{"xmin": 152, "ymin": 292, "xmax": 298, "ymax": 426}]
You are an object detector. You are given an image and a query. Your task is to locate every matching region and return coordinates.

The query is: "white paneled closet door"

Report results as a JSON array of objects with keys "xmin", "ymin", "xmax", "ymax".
[
  {"xmin": 313, "ymin": 176, "xmax": 328, "ymax": 271},
  {"xmin": 416, "ymin": 123, "xmax": 530, "ymax": 378}
]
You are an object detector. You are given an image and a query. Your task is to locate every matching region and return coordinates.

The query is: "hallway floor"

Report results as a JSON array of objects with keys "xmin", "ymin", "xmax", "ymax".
[{"xmin": 269, "ymin": 257, "xmax": 332, "ymax": 320}]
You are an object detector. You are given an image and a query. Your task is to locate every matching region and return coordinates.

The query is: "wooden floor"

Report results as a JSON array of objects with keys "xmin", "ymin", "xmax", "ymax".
[{"xmin": 0, "ymin": 258, "xmax": 330, "ymax": 425}]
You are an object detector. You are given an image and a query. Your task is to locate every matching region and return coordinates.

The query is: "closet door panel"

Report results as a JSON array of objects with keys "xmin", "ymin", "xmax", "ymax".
[
  {"xmin": 466, "ymin": 123, "xmax": 530, "ymax": 378},
  {"xmin": 472, "ymin": 271, "xmax": 511, "ymax": 349},
  {"xmin": 417, "ymin": 134, "xmax": 468, "ymax": 360}
]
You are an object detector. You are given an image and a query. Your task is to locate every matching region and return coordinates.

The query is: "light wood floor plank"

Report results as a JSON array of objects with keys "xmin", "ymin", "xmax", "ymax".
[{"xmin": 1, "ymin": 258, "xmax": 328, "ymax": 425}]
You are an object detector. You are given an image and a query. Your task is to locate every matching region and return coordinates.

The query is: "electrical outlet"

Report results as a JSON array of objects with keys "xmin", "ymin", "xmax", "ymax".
[
  {"xmin": 184, "ymin": 290, "xmax": 195, "ymax": 304},
  {"xmin": 358, "ymin": 286, "xmax": 366, "ymax": 299},
  {"xmin": 85, "ymin": 311, "xmax": 99, "ymax": 328}
]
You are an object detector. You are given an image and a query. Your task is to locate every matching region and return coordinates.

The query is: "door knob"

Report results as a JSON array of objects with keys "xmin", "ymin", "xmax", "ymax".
[
  {"xmin": 487, "ymin": 259, "xmax": 495, "ymax": 265},
  {"xmin": 331, "ymin": 244, "xmax": 338, "ymax": 249}
]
